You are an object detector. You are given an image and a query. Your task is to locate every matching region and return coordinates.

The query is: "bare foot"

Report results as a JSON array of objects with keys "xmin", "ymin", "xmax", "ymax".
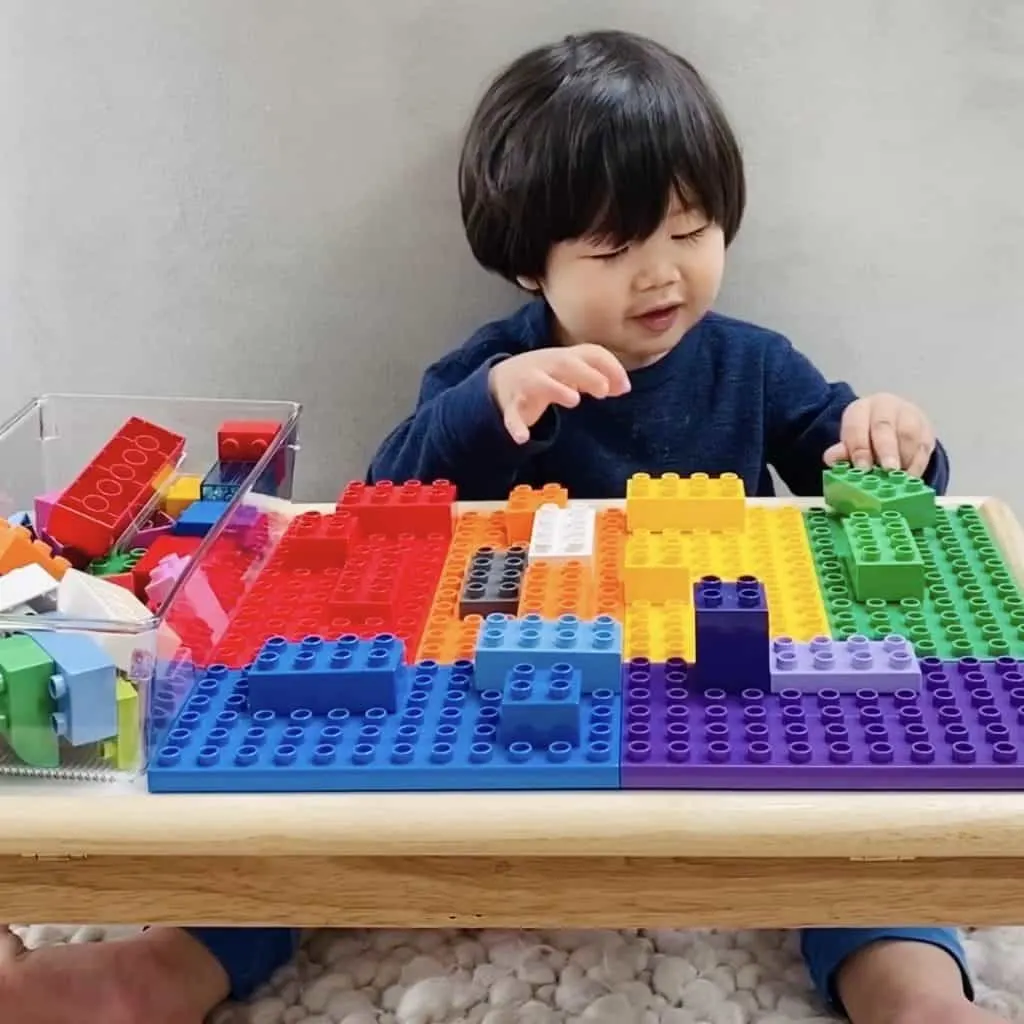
[
  {"xmin": 0, "ymin": 926, "xmax": 228, "ymax": 1024},
  {"xmin": 838, "ymin": 938, "xmax": 1007, "ymax": 1024}
]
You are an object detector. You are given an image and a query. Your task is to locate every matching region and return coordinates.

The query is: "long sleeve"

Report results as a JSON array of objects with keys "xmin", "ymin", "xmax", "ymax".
[
  {"xmin": 366, "ymin": 356, "xmax": 559, "ymax": 500},
  {"xmin": 763, "ymin": 338, "xmax": 950, "ymax": 496},
  {"xmin": 764, "ymin": 339, "xmax": 857, "ymax": 495}
]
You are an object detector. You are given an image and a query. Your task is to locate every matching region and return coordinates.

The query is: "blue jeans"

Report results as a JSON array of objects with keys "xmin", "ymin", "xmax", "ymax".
[{"xmin": 188, "ymin": 925, "xmax": 971, "ymax": 1007}]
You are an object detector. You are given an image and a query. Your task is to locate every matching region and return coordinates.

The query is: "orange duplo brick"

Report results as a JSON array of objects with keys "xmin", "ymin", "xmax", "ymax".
[
  {"xmin": 0, "ymin": 521, "xmax": 71, "ymax": 580},
  {"xmin": 594, "ymin": 508, "xmax": 626, "ymax": 617},
  {"xmin": 415, "ymin": 510, "xmax": 506, "ymax": 662},
  {"xmin": 505, "ymin": 483, "xmax": 569, "ymax": 544},
  {"xmin": 517, "ymin": 560, "xmax": 595, "ymax": 619}
]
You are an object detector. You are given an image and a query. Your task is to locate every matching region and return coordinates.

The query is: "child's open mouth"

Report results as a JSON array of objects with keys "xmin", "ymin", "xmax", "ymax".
[{"xmin": 633, "ymin": 304, "xmax": 682, "ymax": 333}]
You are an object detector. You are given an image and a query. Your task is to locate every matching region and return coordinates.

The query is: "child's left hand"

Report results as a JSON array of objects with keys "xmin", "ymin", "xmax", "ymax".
[{"xmin": 823, "ymin": 393, "xmax": 936, "ymax": 477}]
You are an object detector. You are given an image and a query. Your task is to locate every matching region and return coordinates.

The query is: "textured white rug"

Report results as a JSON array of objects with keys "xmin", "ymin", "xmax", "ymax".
[{"xmin": 14, "ymin": 925, "xmax": 1024, "ymax": 1024}]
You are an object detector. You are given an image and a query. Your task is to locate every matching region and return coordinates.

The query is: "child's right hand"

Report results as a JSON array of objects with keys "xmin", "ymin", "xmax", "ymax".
[{"xmin": 488, "ymin": 345, "xmax": 631, "ymax": 444}]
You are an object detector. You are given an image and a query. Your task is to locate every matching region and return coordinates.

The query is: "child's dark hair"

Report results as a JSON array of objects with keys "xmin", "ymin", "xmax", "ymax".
[{"xmin": 459, "ymin": 30, "xmax": 745, "ymax": 283}]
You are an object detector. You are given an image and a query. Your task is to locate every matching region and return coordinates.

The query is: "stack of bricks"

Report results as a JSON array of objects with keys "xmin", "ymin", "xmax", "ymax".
[
  {"xmin": 211, "ymin": 483, "xmax": 456, "ymax": 669},
  {"xmin": 623, "ymin": 472, "xmax": 754, "ymax": 668}
]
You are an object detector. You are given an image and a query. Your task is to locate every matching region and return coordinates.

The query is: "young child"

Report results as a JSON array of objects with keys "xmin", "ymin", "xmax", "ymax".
[{"xmin": 0, "ymin": 28, "xmax": 1001, "ymax": 1024}]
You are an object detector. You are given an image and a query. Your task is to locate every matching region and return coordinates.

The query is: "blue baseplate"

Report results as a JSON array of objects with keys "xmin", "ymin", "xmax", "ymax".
[{"xmin": 147, "ymin": 657, "xmax": 622, "ymax": 792}]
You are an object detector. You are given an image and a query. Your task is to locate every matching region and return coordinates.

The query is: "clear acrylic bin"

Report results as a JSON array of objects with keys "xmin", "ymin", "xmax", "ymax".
[{"xmin": 0, "ymin": 393, "xmax": 301, "ymax": 781}]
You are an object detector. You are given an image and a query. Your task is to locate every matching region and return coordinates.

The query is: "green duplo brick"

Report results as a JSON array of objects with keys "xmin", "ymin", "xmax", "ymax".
[
  {"xmin": 803, "ymin": 504, "xmax": 1024, "ymax": 660},
  {"xmin": 823, "ymin": 462, "xmax": 936, "ymax": 528},
  {"xmin": 0, "ymin": 634, "xmax": 59, "ymax": 768},
  {"xmin": 841, "ymin": 510, "xmax": 925, "ymax": 601},
  {"xmin": 87, "ymin": 548, "xmax": 145, "ymax": 577}
]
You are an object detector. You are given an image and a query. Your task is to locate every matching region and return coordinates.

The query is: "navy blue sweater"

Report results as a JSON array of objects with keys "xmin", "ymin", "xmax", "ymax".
[{"xmin": 368, "ymin": 300, "xmax": 949, "ymax": 501}]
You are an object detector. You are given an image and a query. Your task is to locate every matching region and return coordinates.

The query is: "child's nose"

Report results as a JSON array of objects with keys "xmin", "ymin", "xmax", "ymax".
[{"xmin": 634, "ymin": 258, "xmax": 682, "ymax": 292}]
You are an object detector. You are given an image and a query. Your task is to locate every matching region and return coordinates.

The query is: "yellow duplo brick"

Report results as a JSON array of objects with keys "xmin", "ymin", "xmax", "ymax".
[
  {"xmin": 626, "ymin": 472, "xmax": 677, "ymax": 531},
  {"xmin": 624, "ymin": 529, "xmax": 691, "ymax": 603},
  {"xmin": 677, "ymin": 472, "xmax": 746, "ymax": 531},
  {"xmin": 667, "ymin": 507, "xmax": 828, "ymax": 641},
  {"xmin": 100, "ymin": 676, "xmax": 140, "ymax": 771},
  {"xmin": 163, "ymin": 474, "xmax": 202, "ymax": 517},
  {"xmin": 626, "ymin": 472, "xmax": 746, "ymax": 532},
  {"xmin": 625, "ymin": 600, "xmax": 694, "ymax": 661}
]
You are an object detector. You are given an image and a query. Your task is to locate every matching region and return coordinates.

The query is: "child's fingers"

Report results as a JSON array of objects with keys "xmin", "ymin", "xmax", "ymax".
[
  {"xmin": 575, "ymin": 346, "xmax": 632, "ymax": 396},
  {"xmin": 896, "ymin": 408, "xmax": 933, "ymax": 475},
  {"xmin": 904, "ymin": 443, "xmax": 934, "ymax": 478},
  {"xmin": 502, "ymin": 402, "xmax": 531, "ymax": 445},
  {"xmin": 533, "ymin": 373, "xmax": 582, "ymax": 409},
  {"xmin": 823, "ymin": 441, "xmax": 848, "ymax": 466},
  {"xmin": 552, "ymin": 357, "xmax": 613, "ymax": 399},
  {"xmin": 866, "ymin": 396, "xmax": 901, "ymax": 471},
  {"xmin": 839, "ymin": 401, "xmax": 874, "ymax": 469},
  {"xmin": 501, "ymin": 374, "xmax": 581, "ymax": 444}
]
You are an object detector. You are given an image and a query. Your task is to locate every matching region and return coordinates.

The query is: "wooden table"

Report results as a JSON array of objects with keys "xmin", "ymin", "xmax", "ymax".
[{"xmin": 3, "ymin": 497, "xmax": 1024, "ymax": 929}]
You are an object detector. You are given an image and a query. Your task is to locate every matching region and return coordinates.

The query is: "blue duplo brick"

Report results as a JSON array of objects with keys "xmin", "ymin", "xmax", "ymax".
[
  {"xmin": 147, "ymin": 659, "xmax": 621, "ymax": 793},
  {"xmin": 173, "ymin": 500, "xmax": 229, "ymax": 537},
  {"xmin": 497, "ymin": 662, "xmax": 583, "ymax": 748},
  {"xmin": 247, "ymin": 633, "xmax": 404, "ymax": 715},
  {"xmin": 473, "ymin": 613, "xmax": 623, "ymax": 694},
  {"xmin": 201, "ymin": 461, "xmax": 256, "ymax": 502},
  {"xmin": 26, "ymin": 630, "xmax": 118, "ymax": 745},
  {"xmin": 693, "ymin": 575, "xmax": 770, "ymax": 693}
]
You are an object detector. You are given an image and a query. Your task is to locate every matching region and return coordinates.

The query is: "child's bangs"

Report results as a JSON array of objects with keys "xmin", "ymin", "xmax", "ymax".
[{"xmin": 555, "ymin": 79, "xmax": 733, "ymax": 247}]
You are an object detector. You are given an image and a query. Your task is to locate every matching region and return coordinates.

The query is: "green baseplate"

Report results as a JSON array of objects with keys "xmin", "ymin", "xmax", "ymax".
[{"xmin": 803, "ymin": 503, "xmax": 1024, "ymax": 660}]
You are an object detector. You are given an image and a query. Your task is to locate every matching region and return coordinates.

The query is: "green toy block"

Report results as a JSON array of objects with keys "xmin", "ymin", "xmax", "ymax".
[
  {"xmin": 841, "ymin": 510, "xmax": 925, "ymax": 601},
  {"xmin": 0, "ymin": 634, "xmax": 59, "ymax": 768},
  {"xmin": 100, "ymin": 677, "xmax": 140, "ymax": 770},
  {"xmin": 823, "ymin": 462, "xmax": 936, "ymax": 528},
  {"xmin": 804, "ymin": 504, "xmax": 1024, "ymax": 659},
  {"xmin": 87, "ymin": 548, "xmax": 145, "ymax": 577}
]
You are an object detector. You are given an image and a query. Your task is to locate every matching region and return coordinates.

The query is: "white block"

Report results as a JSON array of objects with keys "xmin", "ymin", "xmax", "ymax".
[
  {"xmin": 56, "ymin": 569, "xmax": 176, "ymax": 678},
  {"xmin": 0, "ymin": 564, "xmax": 59, "ymax": 613},
  {"xmin": 528, "ymin": 503, "xmax": 596, "ymax": 565}
]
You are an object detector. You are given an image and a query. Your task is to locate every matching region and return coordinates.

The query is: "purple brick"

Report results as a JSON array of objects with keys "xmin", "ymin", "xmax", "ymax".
[
  {"xmin": 769, "ymin": 634, "xmax": 920, "ymax": 694},
  {"xmin": 620, "ymin": 655, "xmax": 1024, "ymax": 789},
  {"xmin": 693, "ymin": 575, "xmax": 769, "ymax": 692},
  {"xmin": 34, "ymin": 490, "xmax": 60, "ymax": 535},
  {"xmin": 134, "ymin": 510, "xmax": 175, "ymax": 548}
]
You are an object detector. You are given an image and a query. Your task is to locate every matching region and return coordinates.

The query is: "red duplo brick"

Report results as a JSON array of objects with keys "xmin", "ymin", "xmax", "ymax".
[
  {"xmin": 337, "ymin": 480, "xmax": 456, "ymax": 539},
  {"xmin": 274, "ymin": 511, "xmax": 359, "ymax": 568},
  {"xmin": 132, "ymin": 534, "xmax": 202, "ymax": 598},
  {"xmin": 48, "ymin": 417, "xmax": 186, "ymax": 559},
  {"xmin": 207, "ymin": 529, "xmax": 451, "ymax": 670},
  {"xmin": 329, "ymin": 539, "xmax": 413, "ymax": 619},
  {"xmin": 217, "ymin": 420, "xmax": 281, "ymax": 462}
]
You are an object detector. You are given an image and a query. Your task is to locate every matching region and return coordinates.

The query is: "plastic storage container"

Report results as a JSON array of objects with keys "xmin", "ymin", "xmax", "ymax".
[{"xmin": 0, "ymin": 393, "xmax": 301, "ymax": 781}]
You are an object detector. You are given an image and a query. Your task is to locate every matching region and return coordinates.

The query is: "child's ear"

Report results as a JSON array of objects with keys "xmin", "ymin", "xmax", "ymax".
[{"xmin": 516, "ymin": 275, "xmax": 542, "ymax": 292}]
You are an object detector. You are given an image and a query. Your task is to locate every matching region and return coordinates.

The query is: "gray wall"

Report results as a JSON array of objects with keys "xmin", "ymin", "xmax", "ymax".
[{"xmin": 2, "ymin": 1, "xmax": 1022, "ymax": 505}]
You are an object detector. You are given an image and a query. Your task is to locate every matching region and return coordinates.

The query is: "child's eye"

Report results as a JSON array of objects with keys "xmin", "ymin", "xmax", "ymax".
[
  {"xmin": 591, "ymin": 246, "xmax": 628, "ymax": 261},
  {"xmin": 672, "ymin": 225, "xmax": 709, "ymax": 243}
]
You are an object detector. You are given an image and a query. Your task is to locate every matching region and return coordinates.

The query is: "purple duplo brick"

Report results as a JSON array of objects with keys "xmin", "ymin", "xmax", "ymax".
[
  {"xmin": 620, "ymin": 655, "xmax": 1024, "ymax": 790},
  {"xmin": 769, "ymin": 634, "xmax": 921, "ymax": 694}
]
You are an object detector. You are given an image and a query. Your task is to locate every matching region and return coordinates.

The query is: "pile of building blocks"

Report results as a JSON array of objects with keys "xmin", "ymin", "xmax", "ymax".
[
  {"xmin": 7, "ymin": 436, "xmax": 1024, "ymax": 793},
  {"xmin": 0, "ymin": 415, "xmax": 289, "ymax": 772},
  {"xmin": 140, "ymin": 463, "xmax": 1024, "ymax": 793}
]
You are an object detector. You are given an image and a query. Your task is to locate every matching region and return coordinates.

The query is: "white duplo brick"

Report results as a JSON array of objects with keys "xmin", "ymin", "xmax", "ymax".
[
  {"xmin": 528, "ymin": 503, "xmax": 596, "ymax": 565},
  {"xmin": 0, "ymin": 564, "xmax": 59, "ymax": 613}
]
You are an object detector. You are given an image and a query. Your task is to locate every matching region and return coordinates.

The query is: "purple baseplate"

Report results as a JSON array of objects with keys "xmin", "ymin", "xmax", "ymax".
[{"xmin": 620, "ymin": 655, "xmax": 1024, "ymax": 789}]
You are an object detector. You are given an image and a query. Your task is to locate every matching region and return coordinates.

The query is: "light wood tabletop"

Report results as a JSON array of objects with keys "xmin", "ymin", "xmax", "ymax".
[{"xmin": 2, "ymin": 497, "xmax": 1024, "ymax": 929}]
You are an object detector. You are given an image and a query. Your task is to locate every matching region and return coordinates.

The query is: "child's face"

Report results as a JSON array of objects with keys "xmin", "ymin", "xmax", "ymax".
[{"xmin": 525, "ymin": 199, "xmax": 725, "ymax": 370}]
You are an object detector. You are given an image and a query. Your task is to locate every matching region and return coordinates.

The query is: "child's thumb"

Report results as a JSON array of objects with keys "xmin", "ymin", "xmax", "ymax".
[{"xmin": 822, "ymin": 441, "xmax": 848, "ymax": 466}]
